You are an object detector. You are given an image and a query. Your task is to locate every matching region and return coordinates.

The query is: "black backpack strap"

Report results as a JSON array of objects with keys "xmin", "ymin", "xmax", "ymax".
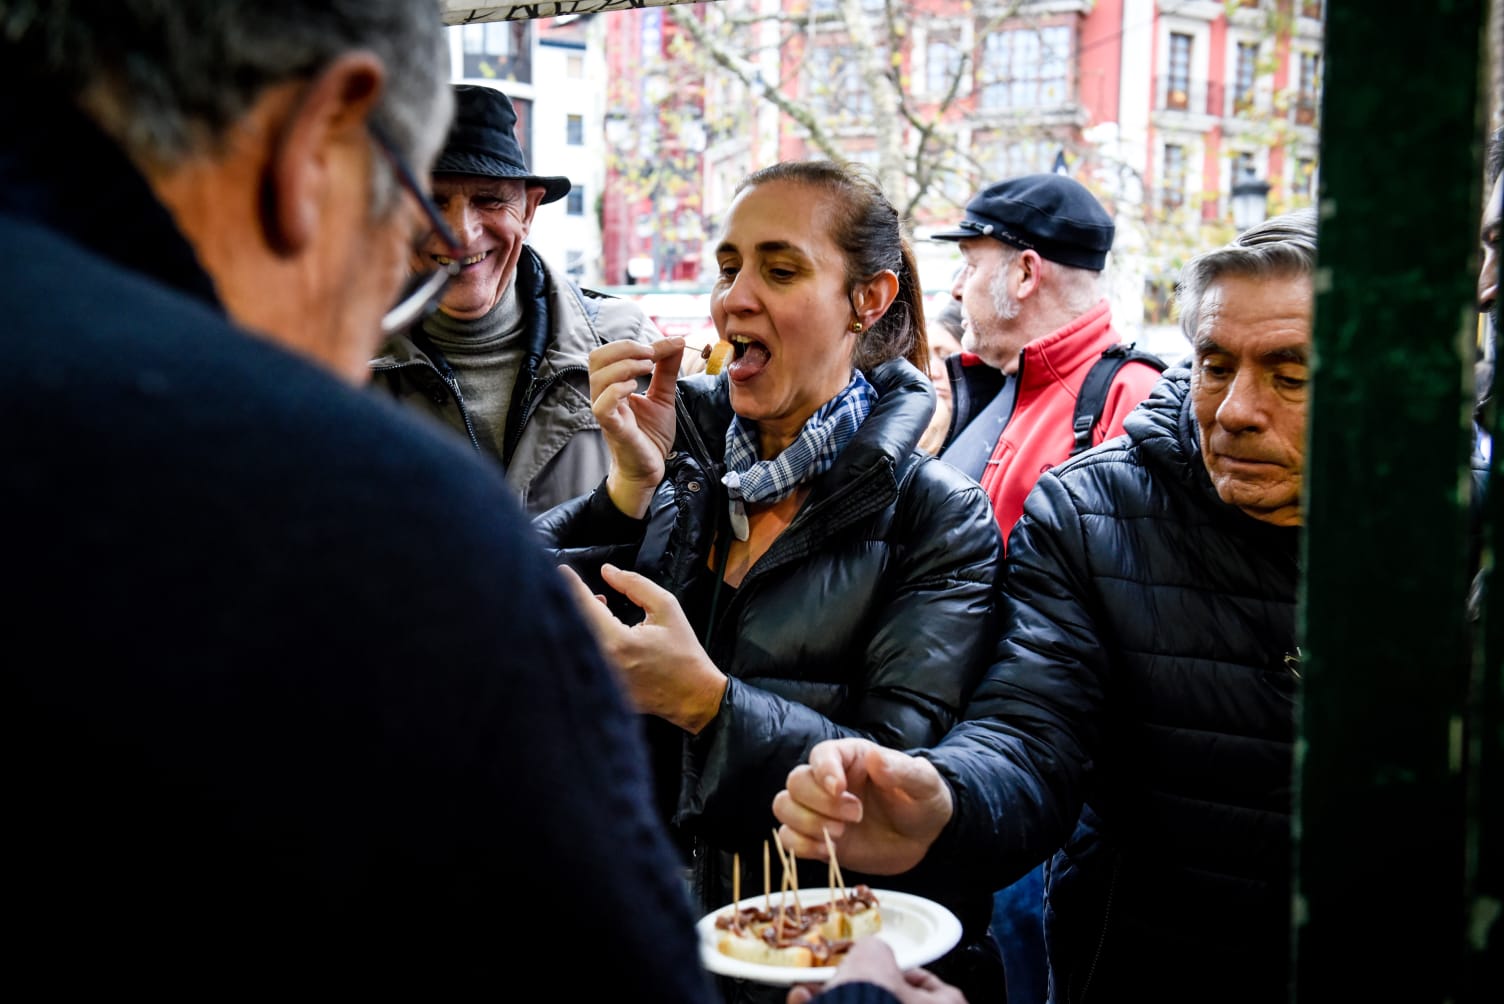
[{"xmin": 1070, "ymin": 343, "xmax": 1167, "ymax": 457}]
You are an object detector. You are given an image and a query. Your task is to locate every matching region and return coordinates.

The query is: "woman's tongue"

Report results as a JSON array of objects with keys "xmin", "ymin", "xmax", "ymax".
[{"xmin": 728, "ymin": 341, "xmax": 771, "ymax": 380}]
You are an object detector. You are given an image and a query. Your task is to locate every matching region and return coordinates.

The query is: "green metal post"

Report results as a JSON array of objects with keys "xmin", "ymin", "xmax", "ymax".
[
  {"xmin": 1295, "ymin": 1, "xmax": 1483, "ymax": 1000},
  {"xmin": 1470, "ymin": 126, "xmax": 1503, "ymax": 997}
]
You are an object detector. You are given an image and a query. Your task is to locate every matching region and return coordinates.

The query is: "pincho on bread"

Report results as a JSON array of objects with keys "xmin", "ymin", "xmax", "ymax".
[
  {"xmin": 713, "ymin": 830, "xmax": 881, "ymax": 968},
  {"xmin": 702, "ymin": 340, "xmax": 734, "ymax": 376}
]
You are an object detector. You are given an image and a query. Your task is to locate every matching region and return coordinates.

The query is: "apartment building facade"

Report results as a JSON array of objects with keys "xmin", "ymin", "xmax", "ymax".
[{"xmin": 601, "ymin": 0, "xmax": 1322, "ymax": 327}]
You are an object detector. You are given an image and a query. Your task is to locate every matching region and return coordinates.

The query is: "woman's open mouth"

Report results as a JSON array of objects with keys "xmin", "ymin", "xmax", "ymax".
[{"xmin": 728, "ymin": 334, "xmax": 771, "ymax": 379}]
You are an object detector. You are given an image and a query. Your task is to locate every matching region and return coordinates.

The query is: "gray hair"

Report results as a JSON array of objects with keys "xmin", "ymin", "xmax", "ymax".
[
  {"xmin": 0, "ymin": 0, "xmax": 451, "ymax": 215},
  {"xmin": 1175, "ymin": 208, "xmax": 1319, "ymax": 342}
]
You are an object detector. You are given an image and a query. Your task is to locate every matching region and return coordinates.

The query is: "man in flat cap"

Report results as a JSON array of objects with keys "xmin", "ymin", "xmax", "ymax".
[
  {"xmin": 932, "ymin": 173, "xmax": 1164, "ymax": 545},
  {"xmin": 776, "ymin": 210, "xmax": 1320, "ymax": 1004},
  {"xmin": 372, "ymin": 84, "xmax": 662, "ymax": 514},
  {"xmin": 929, "ymin": 172, "xmax": 1166, "ymax": 1003}
]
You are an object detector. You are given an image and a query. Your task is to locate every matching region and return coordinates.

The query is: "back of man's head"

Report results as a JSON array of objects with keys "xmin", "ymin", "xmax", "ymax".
[{"xmin": 0, "ymin": 0, "xmax": 451, "ymax": 209}]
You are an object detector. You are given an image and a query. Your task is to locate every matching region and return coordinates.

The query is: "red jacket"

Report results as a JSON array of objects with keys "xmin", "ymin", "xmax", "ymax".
[{"xmin": 951, "ymin": 300, "xmax": 1163, "ymax": 547}]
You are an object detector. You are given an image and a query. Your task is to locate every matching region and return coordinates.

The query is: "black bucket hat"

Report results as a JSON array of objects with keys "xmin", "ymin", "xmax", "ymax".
[{"xmin": 433, "ymin": 84, "xmax": 571, "ymax": 205}]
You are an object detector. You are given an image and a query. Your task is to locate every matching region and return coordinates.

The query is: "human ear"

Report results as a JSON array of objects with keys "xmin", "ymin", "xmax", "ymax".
[
  {"xmin": 519, "ymin": 185, "xmax": 548, "ymax": 235},
  {"xmin": 853, "ymin": 269, "xmax": 901, "ymax": 329},
  {"xmin": 264, "ymin": 52, "xmax": 386, "ymax": 256},
  {"xmin": 1014, "ymin": 250, "xmax": 1045, "ymax": 300}
]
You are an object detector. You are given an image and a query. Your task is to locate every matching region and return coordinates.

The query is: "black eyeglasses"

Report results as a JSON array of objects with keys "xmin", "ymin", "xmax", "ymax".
[{"xmin": 368, "ymin": 120, "xmax": 462, "ymax": 336}]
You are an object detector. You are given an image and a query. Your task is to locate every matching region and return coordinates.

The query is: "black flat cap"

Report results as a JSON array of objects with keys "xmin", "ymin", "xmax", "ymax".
[
  {"xmin": 932, "ymin": 174, "xmax": 1114, "ymax": 271},
  {"xmin": 433, "ymin": 84, "xmax": 571, "ymax": 205}
]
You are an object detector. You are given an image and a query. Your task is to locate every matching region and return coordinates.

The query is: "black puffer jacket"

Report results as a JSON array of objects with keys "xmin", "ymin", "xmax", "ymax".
[
  {"xmin": 917, "ymin": 365, "xmax": 1300, "ymax": 1003},
  {"xmin": 536, "ymin": 358, "xmax": 1005, "ymax": 1000}
]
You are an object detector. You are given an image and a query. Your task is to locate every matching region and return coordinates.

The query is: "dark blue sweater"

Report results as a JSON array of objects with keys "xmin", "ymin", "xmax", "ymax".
[{"xmin": 1, "ymin": 87, "xmax": 717, "ymax": 999}]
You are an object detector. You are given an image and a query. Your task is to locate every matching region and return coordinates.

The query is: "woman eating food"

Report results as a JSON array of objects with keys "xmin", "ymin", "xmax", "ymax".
[{"xmin": 535, "ymin": 160, "xmax": 1003, "ymax": 1004}]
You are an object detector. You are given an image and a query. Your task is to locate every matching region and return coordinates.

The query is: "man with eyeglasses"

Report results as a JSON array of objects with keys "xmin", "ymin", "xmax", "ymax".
[
  {"xmin": 371, "ymin": 84, "xmax": 664, "ymax": 515},
  {"xmin": 0, "ymin": 3, "xmax": 712, "ymax": 999}
]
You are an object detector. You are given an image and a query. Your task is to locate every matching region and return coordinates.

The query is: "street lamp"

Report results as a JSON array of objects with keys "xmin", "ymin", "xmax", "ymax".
[{"xmin": 1231, "ymin": 163, "xmax": 1271, "ymax": 233}]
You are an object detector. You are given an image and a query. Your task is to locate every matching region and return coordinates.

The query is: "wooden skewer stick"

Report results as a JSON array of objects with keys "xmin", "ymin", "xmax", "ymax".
[
  {"xmin": 822, "ymin": 826, "xmax": 848, "ymax": 901},
  {"xmin": 770, "ymin": 830, "xmax": 788, "ymax": 927},
  {"xmin": 770, "ymin": 828, "xmax": 802, "ymax": 920},
  {"xmin": 786, "ymin": 840, "xmax": 802, "ymax": 919},
  {"xmin": 732, "ymin": 851, "xmax": 741, "ymax": 930},
  {"xmin": 763, "ymin": 839, "xmax": 772, "ymax": 910}
]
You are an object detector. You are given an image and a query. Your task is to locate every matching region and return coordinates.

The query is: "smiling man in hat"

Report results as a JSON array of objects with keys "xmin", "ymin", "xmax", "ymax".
[
  {"xmin": 372, "ymin": 84, "xmax": 662, "ymax": 514},
  {"xmin": 932, "ymin": 173, "xmax": 1165, "ymax": 546}
]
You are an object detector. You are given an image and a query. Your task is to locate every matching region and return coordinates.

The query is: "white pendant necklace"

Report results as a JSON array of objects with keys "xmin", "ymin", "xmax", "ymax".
[{"xmin": 728, "ymin": 497, "xmax": 749, "ymax": 541}]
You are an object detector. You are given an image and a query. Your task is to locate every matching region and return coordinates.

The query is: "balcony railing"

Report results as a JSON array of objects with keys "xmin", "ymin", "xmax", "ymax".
[{"xmin": 1154, "ymin": 76, "xmax": 1223, "ymax": 117}]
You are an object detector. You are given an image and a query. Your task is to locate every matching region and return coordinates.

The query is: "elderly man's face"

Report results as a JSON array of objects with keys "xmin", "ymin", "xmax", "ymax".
[
  {"xmin": 421, "ymin": 175, "xmax": 545, "ymax": 320},
  {"xmin": 951, "ymin": 238, "xmax": 1027, "ymax": 374},
  {"xmin": 1190, "ymin": 272, "xmax": 1314, "ymax": 527}
]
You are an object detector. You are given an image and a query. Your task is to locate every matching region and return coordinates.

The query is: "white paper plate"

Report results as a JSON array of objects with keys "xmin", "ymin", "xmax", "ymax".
[{"xmin": 697, "ymin": 887, "xmax": 962, "ymax": 986}]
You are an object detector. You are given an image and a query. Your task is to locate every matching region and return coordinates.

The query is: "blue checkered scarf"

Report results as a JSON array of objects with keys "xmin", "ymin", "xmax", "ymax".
[{"xmin": 720, "ymin": 369, "xmax": 876, "ymax": 539}]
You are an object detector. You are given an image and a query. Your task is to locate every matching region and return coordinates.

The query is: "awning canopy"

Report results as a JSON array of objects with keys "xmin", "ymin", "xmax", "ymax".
[{"xmin": 440, "ymin": 0, "xmax": 716, "ymax": 24}]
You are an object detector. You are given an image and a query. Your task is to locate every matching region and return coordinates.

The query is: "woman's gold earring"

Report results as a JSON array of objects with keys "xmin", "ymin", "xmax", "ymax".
[{"xmin": 851, "ymin": 321, "xmax": 864, "ymax": 333}]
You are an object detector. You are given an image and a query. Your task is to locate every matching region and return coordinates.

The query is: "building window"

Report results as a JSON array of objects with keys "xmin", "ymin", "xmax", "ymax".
[
  {"xmin": 1295, "ymin": 158, "xmax": 1317, "ymax": 200},
  {"xmin": 565, "ymin": 249, "xmax": 585, "ymax": 280},
  {"xmin": 982, "ymin": 136, "xmax": 1050, "ymax": 185},
  {"xmin": 1234, "ymin": 42, "xmax": 1258, "ymax": 114},
  {"xmin": 1163, "ymin": 143, "xmax": 1186, "ymax": 209},
  {"xmin": 461, "ymin": 21, "xmax": 530, "ymax": 83},
  {"xmin": 1296, "ymin": 52, "xmax": 1320, "ymax": 125},
  {"xmin": 980, "ymin": 25, "xmax": 1072, "ymax": 111},
  {"xmin": 935, "ymin": 163, "xmax": 972, "ymax": 208},
  {"xmin": 510, "ymin": 96, "xmax": 535, "ymax": 169},
  {"xmin": 1231, "ymin": 151, "xmax": 1257, "ymax": 209},
  {"xmin": 809, "ymin": 45, "xmax": 874, "ymax": 118},
  {"xmin": 1166, "ymin": 33, "xmax": 1192, "ymax": 111},
  {"xmin": 566, "ymin": 114, "xmax": 584, "ymax": 146},
  {"xmin": 1301, "ymin": 0, "xmax": 1325, "ymax": 19},
  {"xmin": 926, "ymin": 38, "xmax": 962, "ymax": 98},
  {"xmin": 566, "ymin": 53, "xmax": 584, "ymax": 79},
  {"xmin": 813, "ymin": 0, "xmax": 883, "ymax": 12},
  {"xmin": 566, "ymin": 187, "xmax": 585, "ymax": 216}
]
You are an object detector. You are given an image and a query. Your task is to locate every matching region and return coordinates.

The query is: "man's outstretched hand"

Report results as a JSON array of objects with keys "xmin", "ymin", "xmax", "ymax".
[{"xmin": 772, "ymin": 738, "xmax": 953, "ymax": 875}]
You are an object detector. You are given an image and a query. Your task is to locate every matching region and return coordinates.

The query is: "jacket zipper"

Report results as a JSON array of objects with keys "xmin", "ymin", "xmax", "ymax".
[
  {"xmin": 1076, "ymin": 854, "xmax": 1121, "ymax": 1003},
  {"xmin": 514, "ymin": 367, "xmax": 580, "ymax": 437},
  {"xmin": 371, "ymin": 357, "xmax": 482, "ymax": 453}
]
